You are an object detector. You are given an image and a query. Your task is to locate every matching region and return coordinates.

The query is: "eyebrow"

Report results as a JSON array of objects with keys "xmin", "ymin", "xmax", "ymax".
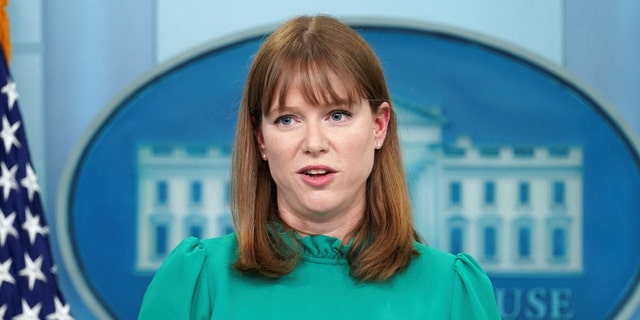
[{"xmin": 268, "ymin": 99, "xmax": 358, "ymax": 115}]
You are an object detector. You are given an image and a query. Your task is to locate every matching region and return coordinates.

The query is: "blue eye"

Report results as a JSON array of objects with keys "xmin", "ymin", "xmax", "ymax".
[
  {"xmin": 276, "ymin": 116, "xmax": 293, "ymax": 126},
  {"xmin": 330, "ymin": 111, "xmax": 350, "ymax": 121}
]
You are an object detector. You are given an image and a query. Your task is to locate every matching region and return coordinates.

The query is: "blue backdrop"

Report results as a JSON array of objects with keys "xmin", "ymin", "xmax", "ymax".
[{"xmin": 61, "ymin": 26, "xmax": 640, "ymax": 319}]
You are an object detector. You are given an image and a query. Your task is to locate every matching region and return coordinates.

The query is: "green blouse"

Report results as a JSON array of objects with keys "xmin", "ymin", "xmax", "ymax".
[{"xmin": 138, "ymin": 233, "xmax": 500, "ymax": 319}]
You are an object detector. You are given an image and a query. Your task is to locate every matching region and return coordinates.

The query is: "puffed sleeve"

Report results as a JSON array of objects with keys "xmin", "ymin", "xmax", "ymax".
[
  {"xmin": 451, "ymin": 254, "xmax": 501, "ymax": 319},
  {"xmin": 138, "ymin": 237, "xmax": 212, "ymax": 320}
]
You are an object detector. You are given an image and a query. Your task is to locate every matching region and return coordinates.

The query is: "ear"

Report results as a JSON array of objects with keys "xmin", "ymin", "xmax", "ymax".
[
  {"xmin": 373, "ymin": 102, "xmax": 391, "ymax": 146},
  {"xmin": 254, "ymin": 125, "xmax": 267, "ymax": 159}
]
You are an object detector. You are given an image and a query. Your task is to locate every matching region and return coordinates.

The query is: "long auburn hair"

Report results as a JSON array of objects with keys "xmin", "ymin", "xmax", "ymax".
[{"xmin": 231, "ymin": 15, "xmax": 419, "ymax": 282}]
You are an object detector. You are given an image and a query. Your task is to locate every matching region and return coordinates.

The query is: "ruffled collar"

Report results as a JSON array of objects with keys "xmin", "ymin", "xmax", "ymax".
[
  {"xmin": 269, "ymin": 223, "xmax": 352, "ymax": 264},
  {"xmin": 294, "ymin": 232, "xmax": 352, "ymax": 264}
]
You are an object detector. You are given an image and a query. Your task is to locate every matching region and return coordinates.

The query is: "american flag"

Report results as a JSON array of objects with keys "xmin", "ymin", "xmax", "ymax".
[{"xmin": 0, "ymin": 51, "xmax": 73, "ymax": 318}]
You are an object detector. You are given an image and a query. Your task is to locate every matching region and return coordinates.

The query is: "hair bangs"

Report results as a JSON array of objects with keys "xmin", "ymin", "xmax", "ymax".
[{"xmin": 268, "ymin": 58, "xmax": 364, "ymax": 113}]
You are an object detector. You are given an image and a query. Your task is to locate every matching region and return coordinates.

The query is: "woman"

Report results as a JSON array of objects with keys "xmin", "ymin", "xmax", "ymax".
[{"xmin": 139, "ymin": 15, "xmax": 500, "ymax": 319}]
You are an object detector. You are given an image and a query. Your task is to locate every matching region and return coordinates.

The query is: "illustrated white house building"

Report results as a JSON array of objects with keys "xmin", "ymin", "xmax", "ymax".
[
  {"xmin": 436, "ymin": 138, "xmax": 583, "ymax": 275},
  {"xmin": 135, "ymin": 102, "xmax": 584, "ymax": 275},
  {"xmin": 135, "ymin": 145, "xmax": 233, "ymax": 271}
]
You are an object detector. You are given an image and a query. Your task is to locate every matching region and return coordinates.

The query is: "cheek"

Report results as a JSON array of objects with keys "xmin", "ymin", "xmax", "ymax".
[
  {"xmin": 263, "ymin": 132, "xmax": 296, "ymax": 160},
  {"xmin": 344, "ymin": 134, "xmax": 375, "ymax": 163},
  {"xmin": 260, "ymin": 130, "xmax": 279, "ymax": 151},
  {"xmin": 349, "ymin": 126, "xmax": 376, "ymax": 149}
]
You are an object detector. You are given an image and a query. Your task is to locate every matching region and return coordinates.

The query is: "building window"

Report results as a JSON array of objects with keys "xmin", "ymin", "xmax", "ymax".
[
  {"xmin": 518, "ymin": 226, "xmax": 532, "ymax": 258},
  {"xmin": 154, "ymin": 224, "xmax": 169, "ymax": 257},
  {"xmin": 186, "ymin": 145, "xmax": 208, "ymax": 156},
  {"xmin": 513, "ymin": 147, "xmax": 534, "ymax": 158},
  {"xmin": 552, "ymin": 228, "xmax": 567, "ymax": 259},
  {"xmin": 479, "ymin": 215, "xmax": 502, "ymax": 262},
  {"xmin": 447, "ymin": 216, "xmax": 467, "ymax": 254},
  {"xmin": 513, "ymin": 216, "xmax": 534, "ymax": 262},
  {"xmin": 185, "ymin": 213, "xmax": 207, "ymax": 239},
  {"xmin": 191, "ymin": 181, "xmax": 202, "ymax": 205},
  {"xmin": 150, "ymin": 211, "xmax": 173, "ymax": 260},
  {"xmin": 484, "ymin": 226, "xmax": 497, "ymax": 259},
  {"xmin": 519, "ymin": 182, "xmax": 530, "ymax": 205},
  {"xmin": 546, "ymin": 214, "xmax": 572, "ymax": 263},
  {"xmin": 156, "ymin": 181, "xmax": 168, "ymax": 205},
  {"xmin": 552, "ymin": 181, "xmax": 565, "ymax": 206},
  {"xmin": 548, "ymin": 146, "xmax": 569, "ymax": 157},
  {"xmin": 188, "ymin": 224, "xmax": 203, "ymax": 239},
  {"xmin": 450, "ymin": 227, "xmax": 464, "ymax": 254},
  {"xmin": 443, "ymin": 146, "xmax": 465, "ymax": 157},
  {"xmin": 449, "ymin": 181, "xmax": 462, "ymax": 206},
  {"xmin": 484, "ymin": 181, "xmax": 496, "ymax": 205},
  {"xmin": 479, "ymin": 146, "xmax": 500, "ymax": 157}
]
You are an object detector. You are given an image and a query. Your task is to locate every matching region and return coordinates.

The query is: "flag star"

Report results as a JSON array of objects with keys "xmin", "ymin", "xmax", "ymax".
[
  {"xmin": 22, "ymin": 207, "xmax": 48, "ymax": 244},
  {"xmin": 0, "ymin": 162, "xmax": 18, "ymax": 200},
  {"xmin": 0, "ymin": 304, "xmax": 6, "ymax": 319},
  {"xmin": 13, "ymin": 299, "xmax": 41, "ymax": 320},
  {"xmin": 0, "ymin": 210, "xmax": 18, "ymax": 245},
  {"xmin": 0, "ymin": 258, "xmax": 15, "ymax": 288},
  {"xmin": 46, "ymin": 297, "xmax": 74, "ymax": 320},
  {"xmin": 20, "ymin": 163, "xmax": 40, "ymax": 201},
  {"xmin": 18, "ymin": 254, "xmax": 47, "ymax": 290},
  {"xmin": 1, "ymin": 78, "xmax": 19, "ymax": 110},
  {"xmin": 0, "ymin": 115, "xmax": 21, "ymax": 153}
]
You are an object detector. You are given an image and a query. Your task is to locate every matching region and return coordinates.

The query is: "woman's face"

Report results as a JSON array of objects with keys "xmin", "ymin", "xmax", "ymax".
[{"xmin": 256, "ymin": 81, "xmax": 390, "ymax": 229}]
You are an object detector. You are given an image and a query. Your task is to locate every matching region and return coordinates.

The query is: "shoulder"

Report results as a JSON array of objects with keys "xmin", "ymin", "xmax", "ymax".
[
  {"xmin": 139, "ymin": 234, "xmax": 238, "ymax": 318},
  {"xmin": 142, "ymin": 234, "xmax": 238, "ymax": 299},
  {"xmin": 406, "ymin": 243, "xmax": 494, "ymax": 290},
  {"xmin": 412, "ymin": 243, "xmax": 484, "ymax": 270},
  {"xmin": 157, "ymin": 233, "xmax": 238, "ymax": 272},
  {"xmin": 198, "ymin": 233, "xmax": 238, "ymax": 253},
  {"xmin": 182, "ymin": 233, "xmax": 238, "ymax": 264},
  {"xmin": 409, "ymin": 243, "xmax": 500, "ymax": 318},
  {"xmin": 411, "ymin": 242, "xmax": 457, "ymax": 272}
]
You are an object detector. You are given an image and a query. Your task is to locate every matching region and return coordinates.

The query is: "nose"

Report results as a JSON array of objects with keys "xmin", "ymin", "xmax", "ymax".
[{"xmin": 302, "ymin": 121, "xmax": 328, "ymax": 155}]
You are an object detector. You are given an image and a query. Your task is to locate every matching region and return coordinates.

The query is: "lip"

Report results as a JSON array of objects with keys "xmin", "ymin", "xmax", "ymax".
[{"xmin": 297, "ymin": 165, "xmax": 337, "ymax": 187}]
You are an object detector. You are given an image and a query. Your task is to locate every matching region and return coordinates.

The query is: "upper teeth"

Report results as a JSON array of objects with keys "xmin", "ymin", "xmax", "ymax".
[{"xmin": 305, "ymin": 169, "xmax": 328, "ymax": 175}]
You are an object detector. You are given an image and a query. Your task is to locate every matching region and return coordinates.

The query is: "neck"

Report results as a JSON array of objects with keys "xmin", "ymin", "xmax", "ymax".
[{"xmin": 278, "ymin": 205, "xmax": 364, "ymax": 241}]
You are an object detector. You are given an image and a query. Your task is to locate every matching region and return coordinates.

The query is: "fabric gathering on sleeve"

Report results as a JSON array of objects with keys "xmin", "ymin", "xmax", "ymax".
[
  {"xmin": 450, "ymin": 253, "xmax": 501, "ymax": 319},
  {"xmin": 138, "ymin": 237, "xmax": 212, "ymax": 320}
]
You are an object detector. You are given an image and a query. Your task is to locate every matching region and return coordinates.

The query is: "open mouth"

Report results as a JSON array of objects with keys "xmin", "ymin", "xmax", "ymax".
[
  {"xmin": 298, "ymin": 165, "xmax": 336, "ymax": 177},
  {"xmin": 303, "ymin": 169, "xmax": 330, "ymax": 176},
  {"xmin": 298, "ymin": 166, "xmax": 336, "ymax": 187}
]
